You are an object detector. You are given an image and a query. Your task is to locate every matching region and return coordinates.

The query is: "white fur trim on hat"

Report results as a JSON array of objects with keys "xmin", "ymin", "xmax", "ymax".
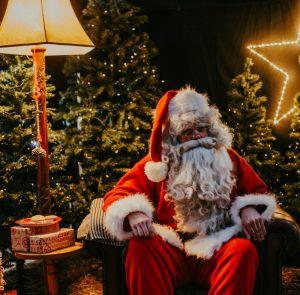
[
  {"xmin": 153, "ymin": 223, "xmax": 183, "ymax": 249},
  {"xmin": 145, "ymin": 161, "xmax": 168, "ymax": 182},
  {"xmin": 104, "ymin": 193, "xmax": 154, "ymax": 241},
  {"xmin": 230, "ymin": 194, "xmax": 276, "ymax": 226},
  {"xmin": 169, "ymin": 87, "xmax": 210, "ymax": 117},
  {"xmin": 184, "ymin": 225, "xmax": 242, "ymax": 259}
]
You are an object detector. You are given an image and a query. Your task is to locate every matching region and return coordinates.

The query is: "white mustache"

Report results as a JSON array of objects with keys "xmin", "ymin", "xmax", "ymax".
[{"xmin": 176, "ymin": 137, "xmax": 217, "ymax": 154}]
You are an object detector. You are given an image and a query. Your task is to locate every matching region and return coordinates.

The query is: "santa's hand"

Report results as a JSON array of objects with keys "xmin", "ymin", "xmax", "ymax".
[
  {"xmin": 241, "ymin": 206, "xmax": 267, "ymax": 242},
  {"xmin": 127, "ymin": 212, "xmax": 155, "ymax": 237}
]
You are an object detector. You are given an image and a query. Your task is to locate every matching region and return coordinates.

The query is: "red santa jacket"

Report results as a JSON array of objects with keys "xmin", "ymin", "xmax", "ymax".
[{"xmin": 102, "ymin": 148, "xmax": 276, "ymax": 259}]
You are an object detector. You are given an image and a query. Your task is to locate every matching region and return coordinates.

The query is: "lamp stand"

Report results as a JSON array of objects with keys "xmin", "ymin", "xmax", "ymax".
[{"xmin": 32, "ymin": 48, "xmax": 51, "ymax": 215}]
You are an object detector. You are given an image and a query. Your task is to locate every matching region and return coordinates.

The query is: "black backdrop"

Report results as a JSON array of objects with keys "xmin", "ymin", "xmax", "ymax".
[
  {"xmin": 1, "ymin": 0, "xmax": 300, "ymax": 140},
  {"xmin": 130, "ymin": 0, "xmax": 300, "ymax": 139}
]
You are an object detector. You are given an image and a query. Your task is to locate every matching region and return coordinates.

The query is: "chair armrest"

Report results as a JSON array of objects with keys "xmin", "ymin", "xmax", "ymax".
[
  {"xmin": 268, "ymin": 205, "xmax": 300, "ymax": 266},
  {"xmin": 249, "ymin": 206, "xmax": 299, "ymax": 295}
]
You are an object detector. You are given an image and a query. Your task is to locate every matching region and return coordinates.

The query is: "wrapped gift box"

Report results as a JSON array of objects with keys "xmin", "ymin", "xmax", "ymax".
[
  {"xmin": 29, "ymin": 223, "xmax": 59, "ymax": 235},
  {"xmin": 29, "ymin": 228, "xmax": 75, "ymax": 254},
  {"xmin": 10, "ymin": 226, "xmax": 32, "ymax": 252}
]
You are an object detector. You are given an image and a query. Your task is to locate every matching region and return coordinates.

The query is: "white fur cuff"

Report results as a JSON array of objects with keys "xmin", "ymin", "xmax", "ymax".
[
  {"xmin": 230, "ymin": 194, "xmax": 276, "ymax": 226},
  {"xmin": 104, "ymin": 193, "xmax": 155, "ymax": 241}
]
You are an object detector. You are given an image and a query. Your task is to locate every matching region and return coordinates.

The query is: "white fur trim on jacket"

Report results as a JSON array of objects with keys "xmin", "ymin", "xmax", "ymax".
[
  {"xmin": 230, "ymin": 194, "xmax": 276, "ymax": 226},
  {"xmin": 145, "ymin": 161, "xmax": 168, "ymax": 182},
  {"xmin": 153, "ymin": 223, "xmax": 183, "ymax": 249},
  {"xmin": 103, "ymin": 193, "xmax": 155, "ymax": 241},
  {"xmin": 184, "ymin": 225, "xmax": 242, "ymax": 259}
]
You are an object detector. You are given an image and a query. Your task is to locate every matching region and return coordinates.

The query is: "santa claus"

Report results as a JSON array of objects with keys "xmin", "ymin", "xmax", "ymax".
[{"xmin": 102, "ymin": 87, "xmax": 276, "ymax": 295}]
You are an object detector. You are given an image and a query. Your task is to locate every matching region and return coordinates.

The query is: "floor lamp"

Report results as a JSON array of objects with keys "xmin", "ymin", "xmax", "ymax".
[{"xmin": 0, "ymin": 0, "xmax": 94, "ymax": 215}]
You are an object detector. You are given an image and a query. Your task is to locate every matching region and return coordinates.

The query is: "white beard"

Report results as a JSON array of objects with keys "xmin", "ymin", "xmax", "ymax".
[{"xmin": 166, "ymin": 144, "xmax": 235, "ymax": 235}]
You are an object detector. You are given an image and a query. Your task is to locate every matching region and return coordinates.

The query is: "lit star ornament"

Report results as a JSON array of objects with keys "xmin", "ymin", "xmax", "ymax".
[{"xmin": 247, "ymin": 30, "xmax": 300, "ymax": 124}]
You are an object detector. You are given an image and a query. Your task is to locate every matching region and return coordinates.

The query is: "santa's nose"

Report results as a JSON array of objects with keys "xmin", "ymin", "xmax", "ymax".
[{"xmin": 193, "ymin": 130, "xmax": 205, "ymax": 139}]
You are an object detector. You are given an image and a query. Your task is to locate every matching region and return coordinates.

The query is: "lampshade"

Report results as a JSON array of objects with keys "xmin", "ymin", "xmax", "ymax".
[{"xmin": 0, "ymin": 0, "xmax": 95, "ymax": 56}]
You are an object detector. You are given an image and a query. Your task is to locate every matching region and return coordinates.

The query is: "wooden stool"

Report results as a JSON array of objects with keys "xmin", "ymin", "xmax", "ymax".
[{"xmin": 14, "ymin": 242, "xmax": 83, "ymax": 295}]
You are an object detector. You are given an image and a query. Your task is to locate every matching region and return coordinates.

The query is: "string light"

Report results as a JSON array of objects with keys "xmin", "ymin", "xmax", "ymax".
[{"xmin": 247, "ymin": 30, "xmax": 300, "ymax": 124}]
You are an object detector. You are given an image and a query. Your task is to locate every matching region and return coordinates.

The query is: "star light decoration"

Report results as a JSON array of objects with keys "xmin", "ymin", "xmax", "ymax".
[{"xmin": 247, "ymin": 29, "xmax": 300, "ymax": 125}]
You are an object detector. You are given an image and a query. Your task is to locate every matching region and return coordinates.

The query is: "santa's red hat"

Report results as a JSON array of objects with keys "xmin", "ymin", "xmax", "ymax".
[{"xmin": 145, "ymin": 87, "xmax": 212, "ymax": 182}]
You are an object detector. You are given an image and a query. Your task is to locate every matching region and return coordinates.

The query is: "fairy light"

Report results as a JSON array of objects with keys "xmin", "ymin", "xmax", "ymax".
[{"xmin": 247, "ymin": 29, "xmax": 300, "ymax": 124}]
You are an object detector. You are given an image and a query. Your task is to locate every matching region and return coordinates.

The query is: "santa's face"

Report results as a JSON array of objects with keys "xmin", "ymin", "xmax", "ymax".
[{"xmin": 177, "ymin": 125, "xmax": 208, "ymax": 143}]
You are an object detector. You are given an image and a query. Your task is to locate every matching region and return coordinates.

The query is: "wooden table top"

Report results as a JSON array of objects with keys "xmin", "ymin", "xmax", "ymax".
[{"xmin": 14, "ymin": 242, "xmax": 83, "ymax": 261}]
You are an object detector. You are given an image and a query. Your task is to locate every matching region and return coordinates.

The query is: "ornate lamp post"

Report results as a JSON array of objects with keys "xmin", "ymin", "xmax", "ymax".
[{"xmin": 0, "ymin": 0, "xmax": 94, "ymax": 214}]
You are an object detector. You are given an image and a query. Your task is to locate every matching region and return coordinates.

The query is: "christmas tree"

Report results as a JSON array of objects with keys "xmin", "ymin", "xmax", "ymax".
[
  {"xmin": 53, "ymin": 0, "xmax": 161, "ymax": 221},
  {"xmin": 280, "ymin": 95, "xmax": 300, "ymax": 222},
  {"xmin": 0, "ymin": 55, "xmax": 55, "ymax": 261},
  {"xmin": 225, "ymin": 57, "xmax": 282, "ymax": 194}
]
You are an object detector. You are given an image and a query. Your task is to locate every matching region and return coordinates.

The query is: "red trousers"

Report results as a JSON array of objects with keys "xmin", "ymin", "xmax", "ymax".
[{"xmin": 125, "ymin": 236, "xmax": 259, "ymax": 295}]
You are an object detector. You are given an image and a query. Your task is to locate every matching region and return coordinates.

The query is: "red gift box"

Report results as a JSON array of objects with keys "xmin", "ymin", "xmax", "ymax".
[
  {"xmin": 29, "ymin": 228, "xmax": 75, "ymax": 254},
  {"xmin": 10, "ymin": 226, "xmax": 32, "ymax": 252}
]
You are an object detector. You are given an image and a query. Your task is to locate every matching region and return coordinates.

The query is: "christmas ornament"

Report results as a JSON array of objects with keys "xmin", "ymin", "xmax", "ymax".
[{"xmin": 32, "ymin": 147, "xmax": 47, "ymax": 158}]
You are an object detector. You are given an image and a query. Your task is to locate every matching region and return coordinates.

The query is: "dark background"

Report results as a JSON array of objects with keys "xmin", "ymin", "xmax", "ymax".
[{"xmin": 1, "ymin": 0, "xmax": 300, "ymax": 141}]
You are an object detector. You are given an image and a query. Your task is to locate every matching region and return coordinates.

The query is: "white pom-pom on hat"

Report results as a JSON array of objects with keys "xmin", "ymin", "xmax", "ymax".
[{"xmin": 145, "ymin": 161, "xmax": 168, "ymax": 182}]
